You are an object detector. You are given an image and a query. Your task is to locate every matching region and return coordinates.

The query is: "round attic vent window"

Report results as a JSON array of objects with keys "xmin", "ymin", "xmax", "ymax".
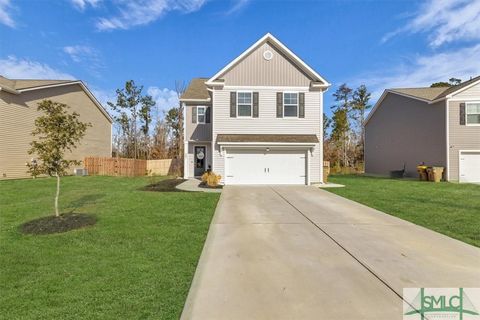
[{"xmin": 263, "ymin": 50, "xmax": 273, "ymax": 61}]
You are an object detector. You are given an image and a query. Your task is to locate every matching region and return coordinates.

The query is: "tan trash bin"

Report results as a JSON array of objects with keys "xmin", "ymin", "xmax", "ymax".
[
  {"xmin": 417, "ymin": 165, "xmax": 428, "ymax": 181},
  {"xmin": 426, "ymin": 166, "xmax": 444, "ymax": 182}
]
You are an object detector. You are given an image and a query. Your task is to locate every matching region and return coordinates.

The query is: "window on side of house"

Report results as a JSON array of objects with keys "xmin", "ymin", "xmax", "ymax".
[
  {"xmin": 283, "ymin": 92, "xmax": 298, "ymax": 117},
  {"xmin": 237, "ymin": 92, "xmax": 252, "ymax": 117},
  {"xmin": 197, "ymin": 106, "xmax": 206, "ymax": 124},
  {"xmin": 466, "ymin": 103, "xmax": 480, "ymax": 125}
]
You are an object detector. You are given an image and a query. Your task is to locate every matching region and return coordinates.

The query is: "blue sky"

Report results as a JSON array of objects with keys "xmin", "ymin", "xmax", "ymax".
[{"xmin": 1, "ymin": 0, "xmax": 480, "ymax": 118}]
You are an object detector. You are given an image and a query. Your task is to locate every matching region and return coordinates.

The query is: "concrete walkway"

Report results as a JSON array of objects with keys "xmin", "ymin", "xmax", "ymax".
[
  {"xmin": 181, "ymin": 186, "xmax": 480, "ymax": 320},
  {"xmin": 176, "ymin": 178, "xmax": 222, "ymax": 193}
]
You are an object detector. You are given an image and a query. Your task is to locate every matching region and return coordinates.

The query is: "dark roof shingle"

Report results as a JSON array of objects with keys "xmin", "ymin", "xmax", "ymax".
[
  {"xmin": 389, "ymin": 75, "xmax": 480, "ymax": 101},
  {"xmin": 180, "ymin": 78, "xmax": 210, "ymax": 101},
  {"xmin": 217, "ymin": 134, "xmax": 319, "ymax": 144}
]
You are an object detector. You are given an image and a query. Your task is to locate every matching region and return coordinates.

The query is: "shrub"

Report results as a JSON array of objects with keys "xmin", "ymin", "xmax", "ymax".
[{"xmin": 201, "ymin": 171, "xmax": 222, "ymax": 187}]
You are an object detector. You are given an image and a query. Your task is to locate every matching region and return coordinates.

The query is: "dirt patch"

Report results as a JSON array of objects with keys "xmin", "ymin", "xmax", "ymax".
[
  {"xmin": 142, "ymin": 179, "xmax": 187, "ymax": 192},
  {"xmin": 20, "ymin": 213, "xmax": 96, "ymax": 235}
]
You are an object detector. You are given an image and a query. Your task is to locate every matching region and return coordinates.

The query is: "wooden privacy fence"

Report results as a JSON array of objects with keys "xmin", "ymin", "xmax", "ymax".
[
  {"xmin": 146, "ymin": 159, "xmax": 182, "ymax": 176},
  {"xmin": 84, "ymin": 157, "xmax": 181, "ymax": 177}
]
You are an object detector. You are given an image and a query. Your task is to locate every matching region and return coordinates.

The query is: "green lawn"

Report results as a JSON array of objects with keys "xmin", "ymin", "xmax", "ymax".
[
  {"xmin": 0, "ymin": 176, "xmax": 220, "ymax": 319},
  {"xmin": 327, "ymin": 175, "xmax": 480, "ymax": 248}
]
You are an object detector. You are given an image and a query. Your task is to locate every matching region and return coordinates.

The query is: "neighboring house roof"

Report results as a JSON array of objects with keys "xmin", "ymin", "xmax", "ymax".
[
  {"xmin": 180, "ymin": 78, "xmax": 210, "ymax": 102},
  {"xmin": 0, "ymin": 75, "xmax": 113, "ymax": 123},
  {"xmin": 365, "ymin": 75, "xmax": 480, "ymax": 125},
  {"xmin": 217, "ymin": 134, "xmax": 319, "ymax": 144},
  {"xmin": 206, "ymin": 33, "xmax": 330, "ymax": 87},
  {"xmin": 389, "ymin": 87, "xmax": 448, "ymax": 102},
  {"xmin": 434, "ymin": 75, "xmax": 480, "ymax": 99}
]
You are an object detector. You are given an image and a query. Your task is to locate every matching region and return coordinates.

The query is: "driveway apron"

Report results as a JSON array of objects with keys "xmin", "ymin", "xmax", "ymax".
[{"xmin": 181, "ymin": 186, "xmax": 480, "ymax": 320}]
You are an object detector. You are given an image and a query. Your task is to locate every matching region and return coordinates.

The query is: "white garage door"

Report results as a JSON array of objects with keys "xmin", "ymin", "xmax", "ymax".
[
  {"xmin": 459, "ymin": 151, "xmax": 480, "ymax": 183},
  {"xmin": 226, "ymin": 149, "xmax": 306, "ymax": 185}
]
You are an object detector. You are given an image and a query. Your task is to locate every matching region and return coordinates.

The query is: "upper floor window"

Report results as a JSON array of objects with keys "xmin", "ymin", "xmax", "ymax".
[
  {"xmin": 197, "ymin": 106, "xmax": 206, "ymax": 123},
  {"xmin": 237, "ymin": 92, "xmax": 252, "ymax": 117},
  {"xmin": 283, "ymin": 92, "xmax": 298, "ymax": 117},
  {"xmin": 466, "ymin": 103, "xmax": 480, "ymax": 125}
]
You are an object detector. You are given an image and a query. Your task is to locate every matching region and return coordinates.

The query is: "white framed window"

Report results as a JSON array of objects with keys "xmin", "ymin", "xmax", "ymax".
[
  {"xmin": 237, "ymin": 91, "xmax": 252, "ymax": 117},
  {"xmin": 466, "ymin": 102, "xmax": 480, "ymax": 125},
  {"xmin": 283, "ymin": 92, "xmax": 298, "ymax": 117},
  {"xmin": 197, "ymin": 106, "xmax": 206, "ymax": 124}
]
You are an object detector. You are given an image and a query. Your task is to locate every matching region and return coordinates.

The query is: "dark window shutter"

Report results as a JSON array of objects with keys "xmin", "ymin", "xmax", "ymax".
[
  {"xmin": 276, "ymin": 92, "xmax": 283, "ymax": 118},
  {"xmin": 206, "ymin": 107, "xmax": 211, "ymax": 123},
  {"xmin": 192, "ymin": 106, "xmax": 197, "ymax": 124},
  {"xmin": 460, "ymin": 102, "xmax": 466, "ymax": 125},
  {"xmin": 299, "ymin": 93, "xmax": 305, "ymax": 118},
  {"xmin": 230, "ymin": 92, "xmax": 237, "ymax": 118},
  {"xmin": 253, "ymin": 92, "xmax": 259, "ymax": 118}
]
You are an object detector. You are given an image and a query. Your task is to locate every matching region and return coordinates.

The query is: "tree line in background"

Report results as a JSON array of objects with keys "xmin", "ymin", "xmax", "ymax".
[
  {"xmin": 108, "ymin": 80, "xmax": 185, "ymax": 161},
  {"xmin": 323, "ymin": 84, "xmax": 372, "ymax": 171}
]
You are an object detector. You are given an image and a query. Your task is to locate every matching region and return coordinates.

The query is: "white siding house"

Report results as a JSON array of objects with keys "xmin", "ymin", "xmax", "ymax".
[{"xmin": 180, "ymin": 33, "xmax": 330, "ymax": 185}]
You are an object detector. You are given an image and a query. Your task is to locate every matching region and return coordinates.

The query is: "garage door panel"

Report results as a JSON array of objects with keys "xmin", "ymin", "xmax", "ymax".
[
  {"xmin": 226, "ymin": 151, "xmax": 268, "ymax": 185},
  {"xmin": 459, "ymin": 151, "xmax": 480, "ymax": 183},
  {"xmin": 226, "ymin": 149, "xmax": 306, "ymax": 185}
]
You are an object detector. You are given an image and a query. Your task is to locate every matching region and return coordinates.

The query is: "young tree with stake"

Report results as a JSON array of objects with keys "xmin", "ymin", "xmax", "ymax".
[{"xmin": 27, "ymin": 100, "xmax": 91, "ymax": 217}]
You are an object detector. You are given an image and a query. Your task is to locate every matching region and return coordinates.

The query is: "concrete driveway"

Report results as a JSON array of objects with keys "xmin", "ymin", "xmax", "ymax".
[{"xmin": 181, "ymin": 186, "xmax": 480, "ymax": 320}]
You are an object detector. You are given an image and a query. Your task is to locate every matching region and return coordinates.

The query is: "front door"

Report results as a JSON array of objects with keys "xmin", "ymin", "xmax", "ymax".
[{"xmin": 194, "ymin": 146, "xmax": 206, "ymax": 177}]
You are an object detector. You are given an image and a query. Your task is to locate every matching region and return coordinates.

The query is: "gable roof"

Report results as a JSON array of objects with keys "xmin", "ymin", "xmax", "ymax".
[
  {"xmin": 389, "ymin": 87, "xmax": 448, "ymax": 102},
  {"xmin": 0, "ymin": 75, "xmax": 112, "ymax": 123},
  {"xmin": 205, "ymin": 33, "xmax": 330, "ymax": 87},
  {"xmin": 180, "ymin": 78, "xmax": 210, "ymax": 101},
  {"xmin": 365, "ymin": 75, "xmax": 480, "ymax": 125}
]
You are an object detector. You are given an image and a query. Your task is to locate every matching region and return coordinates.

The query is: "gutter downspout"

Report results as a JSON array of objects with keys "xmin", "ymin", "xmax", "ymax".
[
  {"xmin": 182, "ymin": 102, "xmax": 188, "ymax": 179},
  {"xmin": 445, "ymin": 98, "xmax": 450, "ymax": 181}
]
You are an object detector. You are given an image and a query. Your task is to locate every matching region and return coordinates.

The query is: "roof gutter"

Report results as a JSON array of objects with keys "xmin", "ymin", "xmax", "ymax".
[
  {"xmin": 217, "ymin": 141, "xmax": 317, "ymax": 146},
  {"xmin": 0, "ymin": 86, "xmax": 20, "ymax": 94},
  {"xmin": 179, "ymin": 98, "xmax": 211, "ymax": 102}
]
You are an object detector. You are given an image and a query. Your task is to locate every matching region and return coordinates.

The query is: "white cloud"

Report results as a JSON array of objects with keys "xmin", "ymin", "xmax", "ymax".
[
  {"xmin": 383, "ymin": 0, "xmax": 480, "ymax": 47},
  {"xmin": 0, "ymin": 0, "xmax": 15, "ymax": 27},
  {"xmin": 63, "ymin": 45, "xmax": 98, "ymax": 63},
  {"xmin": 70, "ymin": 0, "xmax": 101, "ymax": 11},
  {"xmin": 147, "ymin": 86, "xmax": 179, "ymax": 119},
  {"xmin": 0, "ymin": 56, "xmax": 75, "ymax": 79},
  {"xmin": 91, "ymin": 88, "xmax": 116, "ymax": 108},
  {"xmin": 225, "ymin": 0, "xmax": 250, "ymax": 15},
  {"xmin": 357, "ymin": 44, "xmax": 480, "ymax": 100},
  {"xmin": 95, "ymin": 0, "xmax": 207, "ymax": 31}
]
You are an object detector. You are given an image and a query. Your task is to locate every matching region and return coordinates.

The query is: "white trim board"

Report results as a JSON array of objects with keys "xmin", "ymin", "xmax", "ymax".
[{"xmin": 205, "ymin": 33, "xmax": 331, "ymax": 87}]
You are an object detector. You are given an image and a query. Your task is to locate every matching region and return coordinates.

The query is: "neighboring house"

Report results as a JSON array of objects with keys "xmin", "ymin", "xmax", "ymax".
[
  {"xmin": 180, "ymin": 33, "xmax": 330, "ymax": 185},
  {"xmin": 365, "ymin": 75, "xmax": 480, "ymax": 183},
  {"xmin": 0, "ymin": 76, "xmax": 113, "ymax": 179}
]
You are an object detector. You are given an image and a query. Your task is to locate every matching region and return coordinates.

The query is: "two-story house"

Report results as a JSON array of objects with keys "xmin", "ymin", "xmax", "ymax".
[
  {"xmin": 180, "ymin": 33, "xmax": 330, "ymax": 185},
  {"xmin": 365, "ymin": 75, "xmax": 480, "ymax": 183}
]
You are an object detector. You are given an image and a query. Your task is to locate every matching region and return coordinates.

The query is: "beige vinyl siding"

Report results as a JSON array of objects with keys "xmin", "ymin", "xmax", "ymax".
[
  {"xmin": 212, "ymin": 88, "xmax": 322, "ymax": 183},
  {"xmin": 187, "ymin": 143, "xmax": 212, "ymax": 178},
  {"xmin": 185, "ymin": 103, "xmax": 212, "ymax": 142},
  {"xmin": 0, "ymin": 84, "xmax": 112, "ymax": 179},
  {"xmin": 451, "ymin": 81, "xmax": 480, "ymax": 99},
  {"xmin": 365, "ymin": 93, "xmax": 446, "ymax": 177},
  {"xmin": 220, "ymin": 42, "xmax": 311, "ymax": 87},
  {"xmin": 448, "ymin": 100, "xmax": 480, "ymax": 181}
]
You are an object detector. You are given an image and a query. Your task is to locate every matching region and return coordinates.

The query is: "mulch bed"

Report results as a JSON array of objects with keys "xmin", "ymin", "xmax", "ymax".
[
  {"xmin": 142, "ymin": 179, "xmax": 187, "ymax": 192},
  {"xmin": 198, "ymin": 182, "xmax": 223, "ymax": 190},
  {"xmin": 20, "ymin": 213, "xmax": 96, "ymax": 235}
]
